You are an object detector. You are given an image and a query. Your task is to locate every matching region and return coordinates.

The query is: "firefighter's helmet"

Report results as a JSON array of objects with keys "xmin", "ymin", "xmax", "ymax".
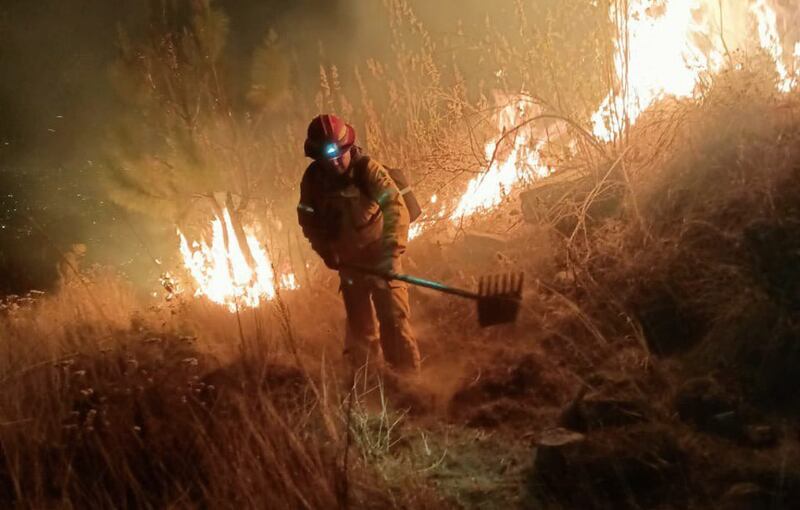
[{"xmin": 304, "ymin": 114, "xmax": 356, "ymax": 160}]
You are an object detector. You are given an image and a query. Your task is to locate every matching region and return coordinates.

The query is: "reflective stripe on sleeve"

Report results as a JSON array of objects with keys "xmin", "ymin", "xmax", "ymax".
[{"xmin": 375, "ymin": 189, "xmax": 399, "ymax": 207}]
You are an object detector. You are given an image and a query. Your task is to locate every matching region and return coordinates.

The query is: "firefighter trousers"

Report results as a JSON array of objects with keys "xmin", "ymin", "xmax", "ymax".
[{"xmin": 340, "ymin": 272, "xmax": 421, "ymax": 373}]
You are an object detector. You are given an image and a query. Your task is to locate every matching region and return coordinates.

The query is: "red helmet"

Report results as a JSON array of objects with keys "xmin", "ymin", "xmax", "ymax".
[{"xmin": 304, "ymin": 114, "xmax": 356, "ymax": 159}]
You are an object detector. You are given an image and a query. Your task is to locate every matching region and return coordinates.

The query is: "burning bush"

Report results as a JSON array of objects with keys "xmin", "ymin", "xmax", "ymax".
[{"xmin": 576, "ymin": 74, "xmax": 800, "ymax": 407}]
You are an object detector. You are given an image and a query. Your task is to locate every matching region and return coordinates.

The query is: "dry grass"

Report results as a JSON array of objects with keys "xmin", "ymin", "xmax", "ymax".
[{"xmin": 0, "ymin": 272, "xmax": 454, "ymax": 508}]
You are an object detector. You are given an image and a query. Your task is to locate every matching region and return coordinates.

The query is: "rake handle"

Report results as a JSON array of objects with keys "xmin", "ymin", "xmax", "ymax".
[{"xmin": 341, "ymin": 264, "xmax": 481, "ymax": 300}]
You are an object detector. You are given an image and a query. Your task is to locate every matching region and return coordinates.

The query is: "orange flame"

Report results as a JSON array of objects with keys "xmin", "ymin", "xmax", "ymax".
[
  {"xmin": 593, "ymin": 0, "xmax": 798, "ymax": 140},
  {"xmin": 592, "ymin": 0, "xmax": 726, "ymax": 140},
  {"xmin": 410, "ymin": 1, "xmax": 798, "ymax": 241},
  {"xmin": 178, "ymin": 208, "xmax": 297, "ymax": 312},
  {"xmin": 750, "ymin": 0, "xmax": 796, "ymax": 92},
  {"xmin": 409, "ymin": 97, "xmax": 552, "ymax": 240}
]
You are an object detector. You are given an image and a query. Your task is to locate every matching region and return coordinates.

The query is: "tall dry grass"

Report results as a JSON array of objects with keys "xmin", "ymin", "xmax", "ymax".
[
  {"xmin": 0, "ymin": 269, "xmax": 451, "ymax": 508},
  {"xmin": 533, "ymin": 48, "xmax": 800, "ymax": 407}
]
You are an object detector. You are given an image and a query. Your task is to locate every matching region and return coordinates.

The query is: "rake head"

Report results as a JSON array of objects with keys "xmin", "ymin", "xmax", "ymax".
[{"xmin": 477, "ymin": 272, "xmax": 524, "ymax": 327}]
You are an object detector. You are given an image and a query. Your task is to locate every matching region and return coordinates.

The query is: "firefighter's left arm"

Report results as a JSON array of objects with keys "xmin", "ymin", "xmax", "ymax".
[{"xmin": 363, "ymin": 159, "xmax": 409, "ymax": 271}]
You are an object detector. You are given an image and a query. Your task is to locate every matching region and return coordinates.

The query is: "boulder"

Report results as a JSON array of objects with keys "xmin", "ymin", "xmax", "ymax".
[
  {"xmin": 560, "ymin": 392, "xmax": 649, "ymax": 432},
  {"xmin": 458, "ymin": 230, "xmax": 509, "ymax": 265},
  {"xmin": 560, "ymin": 372, "xmax": 651, "ymax": 432}
]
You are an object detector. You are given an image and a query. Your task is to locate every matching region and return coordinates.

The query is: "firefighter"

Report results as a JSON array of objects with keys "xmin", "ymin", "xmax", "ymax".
[{"xmin": 297, "ymin": 114, "xmax": 421, "ymax": 374}]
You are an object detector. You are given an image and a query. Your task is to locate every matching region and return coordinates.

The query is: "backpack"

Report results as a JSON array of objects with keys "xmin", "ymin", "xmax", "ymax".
[{"xmin": 354, "ymin": 155, "xmax": 422, "ymax": 222}]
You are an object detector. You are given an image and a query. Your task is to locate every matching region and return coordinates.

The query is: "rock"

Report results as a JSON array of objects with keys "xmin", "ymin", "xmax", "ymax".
[
  {"xmin": 720, "ymin": 483, "xmax": 770, "ymax": 510},
  {"xmin": 560, "ymin": 393, "xmax": 649, "ymax": 432},
  {"xmin": 560, "ymin": 372, "xmax": 650, "ymax": 432},
  {"xmin": 527, "ymin": 425, "xmax": 686, "ymax": 510},
  {"xmin": 458, "ymin": 230, "xmax": 509, "ymax": 265}
]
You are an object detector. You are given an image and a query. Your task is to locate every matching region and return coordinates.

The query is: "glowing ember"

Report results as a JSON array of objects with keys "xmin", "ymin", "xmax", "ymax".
[{"xmin": 178, "ymin": 208, "xmax": 297, "ymax": 312}]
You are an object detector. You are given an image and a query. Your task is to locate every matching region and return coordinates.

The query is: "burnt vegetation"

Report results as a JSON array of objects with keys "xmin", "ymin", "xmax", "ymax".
[{"xmin": 1, "ymin": 0, "xmax": 800, "ymax": 508}]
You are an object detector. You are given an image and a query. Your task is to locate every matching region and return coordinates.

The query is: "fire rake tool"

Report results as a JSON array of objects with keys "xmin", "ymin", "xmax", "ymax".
[{"xmin": 343, "ymin": 265, "xmax": 524, "ymax": 327}]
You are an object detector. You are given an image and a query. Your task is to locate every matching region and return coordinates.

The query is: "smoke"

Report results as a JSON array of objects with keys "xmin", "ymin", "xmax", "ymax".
[
  {"xmin": 0, "ymin": 0, "xmax": 358, "ymax": 293},
  {"xmin": 0, "ymin": 0, "xmax": 544, "ymax": 293},
  {"xmin": 5, "ymin": 0, "xmax": 734, "ymax": 294}
]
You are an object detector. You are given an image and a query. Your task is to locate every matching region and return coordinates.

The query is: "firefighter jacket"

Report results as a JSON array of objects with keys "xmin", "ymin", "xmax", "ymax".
[{"xmin": 297, "ymin": 154, "xmax": 410, "ymax": 266}]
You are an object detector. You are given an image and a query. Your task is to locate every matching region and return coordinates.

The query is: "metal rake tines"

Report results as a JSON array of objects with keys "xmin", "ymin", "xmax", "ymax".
[
  {"xmin": 476, "ymin": 272, "xmax": 524, "ymax": 327},
  {"xmin": 478, "ymin": 272, "xmax": 524, "ymax": 298}
]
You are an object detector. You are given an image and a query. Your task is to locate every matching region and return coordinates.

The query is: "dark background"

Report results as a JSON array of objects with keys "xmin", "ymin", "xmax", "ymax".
[{"xmin": 0, "ymin": 0, "xmax": 353, "ymax": 294}]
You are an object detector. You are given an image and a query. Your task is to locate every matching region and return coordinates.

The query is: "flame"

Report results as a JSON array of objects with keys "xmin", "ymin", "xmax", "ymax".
[
  {"xmin": 451, "ymin": 99, "xmax": 552, "ymax": 220},
  {"xmin": 593, "ymin": 0, "xmax": 798, "ymax": 140},
  {"xmin": 409, "ymin": 97, "xmax": 552, "ymax": 239},
  {"xmin": 409, "ymin": 1, "xmax": 798, "ymax": 241},
  {"xmin": 178, "ymin": 208, "xmax": 297, "ymax": 312},
  {"xmin": 750, "ymin": 0, "xmax": 795, "ymax": 92},
  {"xmin": 592, "ymin": 0, "xmax": 726, "ymax": 140}
]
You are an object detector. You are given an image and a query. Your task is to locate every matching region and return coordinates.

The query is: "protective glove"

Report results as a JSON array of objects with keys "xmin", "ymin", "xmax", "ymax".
[{"xmin": 374, "ymin": 254, "xmax": 401, "ymax": 276}]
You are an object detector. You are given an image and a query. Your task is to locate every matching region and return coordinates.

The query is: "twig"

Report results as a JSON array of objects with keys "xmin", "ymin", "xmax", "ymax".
[
  {"xmin": 538, "ymin": 279, "xmax": 609, "ymax": 345},
  {"xmin": 619, "ymin": 157, "xmax": 650, "ymax": 243},
  {"xmin": 338, "ymin": 384, "xmax": 356, "ymax": 510},
  {"xmin": 0, "ymin": 352, "xmax": 79, "ymax": 385},
  {"xmin": 718, "ymin": 0, "xmax": 733, "ymax": 68}
]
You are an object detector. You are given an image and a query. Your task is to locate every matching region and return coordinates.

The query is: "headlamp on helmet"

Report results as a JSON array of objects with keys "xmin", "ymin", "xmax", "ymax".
[
  {"xmin": 304, "ymin": 114, "xmax": 356, "ymax": 160},
  {"xmin": 323, "ymin": 143, "xmax": 341, "ymax": 159}
]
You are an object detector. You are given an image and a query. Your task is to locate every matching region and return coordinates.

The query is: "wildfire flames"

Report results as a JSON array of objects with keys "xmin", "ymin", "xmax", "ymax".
[
  {"xmin": 179, "ymin": 0, "xmax": 799, "ymax": 311},
  {"xmin": 409, "ymin": 97, "xmax": 553, "ymax": 240},
  {"xmin": 593, "ymin": 0, "xmax": 799, "ymax": 139},
  {"xmin": 414, "ymin": 0, "xmax": 799, "ymax": 239},
  {"xmin": 177, "ymin": 209, "xmax": 298, "ymax": 312}
]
